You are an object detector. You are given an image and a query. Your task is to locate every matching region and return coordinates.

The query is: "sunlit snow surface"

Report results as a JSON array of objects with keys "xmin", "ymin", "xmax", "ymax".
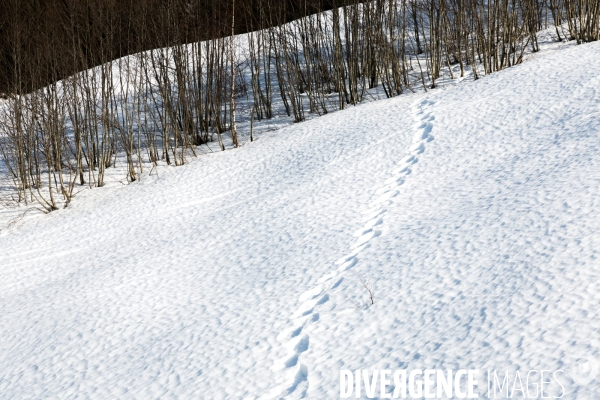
[{"xmin": 1, "ymin": 41, "xmax": 600, "ymax": 398}]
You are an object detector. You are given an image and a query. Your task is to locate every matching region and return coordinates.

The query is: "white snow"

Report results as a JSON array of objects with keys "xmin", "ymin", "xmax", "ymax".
[{"xmin": 1, "ymin": 39, "xmax": 600, "ymax": 399}]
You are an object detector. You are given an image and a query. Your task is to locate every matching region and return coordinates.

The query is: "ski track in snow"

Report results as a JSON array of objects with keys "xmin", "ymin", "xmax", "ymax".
[{"xmin": 1, "ymin": 41, "xmax": 600, "ymax": 399}]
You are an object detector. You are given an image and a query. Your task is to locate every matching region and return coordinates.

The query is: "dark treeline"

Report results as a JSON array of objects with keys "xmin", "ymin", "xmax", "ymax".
[
  {"xmin": 0, "ymin": 0, "xmax": 598, "ymax": 212},
  {"xmin": 0, "ymin": 0, "xmax": 347, "ymax": 95}
]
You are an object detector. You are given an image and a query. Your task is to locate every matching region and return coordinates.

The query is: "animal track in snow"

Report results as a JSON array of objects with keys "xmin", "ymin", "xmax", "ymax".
[
  {"xmin": 294, "ymin": 335, "xmax": 310, "ymax": 353},
  {"xmin": 271, "ymin": 96, "xmax": 435, "ymax": 399},
  {"xmin": 316, "ymin": 294, "xmax": 329, "ymax": 305},
  {"xmin": 290, "ymin": 326, "xmax": 303, "ymax": 338},
  {"xmin": 285, "ymin": 354, "xmax": 299, "ymax": 368}
]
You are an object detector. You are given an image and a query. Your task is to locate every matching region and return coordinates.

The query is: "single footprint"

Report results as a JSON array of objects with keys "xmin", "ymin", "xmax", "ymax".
[
  {"xmin": 384, "ymin": 176, "xmax": 405, "ymax": 186},
  {"xmin": 411, "ymin": 143, "xmax": 425, "ymax": 154},
  {"xmin": 331, "ymin": 278, "xmax": 344, "ymax": 289},
  {"xmin": 299, "ymin": 286, "xmax": 323, "ymax": 302},
  {"xmin": 353, "ymin": 229, "xmax": 381, "ymax": 248},
  {"xmin": 394, "ymin": 165, "xmax": 412, "ymax": 175},
  {"xmin": 338, "ymin": 256, "xmax": 358, "ymax": 271},
  {"xmin": 294, "ymin": 335, "xmax": 310, "ymax": 353},
  {"xmin": 361, "ymin": 208, "xmax": 386, "ymax": 221},
  {"xmin": 285, "ymin": 354, "xmax": 299, "ymax": 368},
  {"xmin": 400, "ymin": 155, "xmax": 416, "ymax": 164},
  {"xmin": 316, "ymin": 294, "xmax": 329, "ymax": 305},
  {"xmin": 370, "ymin": 190, "xmax": 399, "ymax": 206},
  {"xmin": 290, "ymin": 326, "xmax": 303, "ymax": 338}
]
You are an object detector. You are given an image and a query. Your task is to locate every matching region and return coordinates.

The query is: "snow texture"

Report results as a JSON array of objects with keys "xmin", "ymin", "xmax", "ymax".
[{"xmin": 1, "ymin": 40, "xmax": 600, "ymax": 399}]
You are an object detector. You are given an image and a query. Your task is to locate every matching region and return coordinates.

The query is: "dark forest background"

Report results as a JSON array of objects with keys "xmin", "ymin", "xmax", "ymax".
[{"xmin": 0, "ymin": 0, "xmax": 352, "ymax": 95}]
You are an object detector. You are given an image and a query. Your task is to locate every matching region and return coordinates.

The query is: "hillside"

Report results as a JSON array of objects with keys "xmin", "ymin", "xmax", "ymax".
[{"xmin": 1, "ymin": 39, "xmax": 600, "ymax": 398}]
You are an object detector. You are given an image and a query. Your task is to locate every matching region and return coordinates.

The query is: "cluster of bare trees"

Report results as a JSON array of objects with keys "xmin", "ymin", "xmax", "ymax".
[
  {"xmin": 0, "ymin": 0, "xmax": 598, "ymax": 212},
  {"xmin": 560, "ymin": 0, "xmax": 600, "ymax": 42}
]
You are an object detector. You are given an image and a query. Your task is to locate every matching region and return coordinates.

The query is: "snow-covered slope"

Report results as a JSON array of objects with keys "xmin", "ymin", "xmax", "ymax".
[{"xmin": 1, "ymin": 41, "xmax": 600, "ymax": 399}]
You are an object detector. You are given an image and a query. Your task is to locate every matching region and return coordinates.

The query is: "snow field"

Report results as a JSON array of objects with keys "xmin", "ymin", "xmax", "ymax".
[
  {"xmin": 1, "ymin": 39, "xmax": 600, "ymax": 399},
  {"xmin": 297, "ymin": 41, "xmax": 600, "ymax": 398}
]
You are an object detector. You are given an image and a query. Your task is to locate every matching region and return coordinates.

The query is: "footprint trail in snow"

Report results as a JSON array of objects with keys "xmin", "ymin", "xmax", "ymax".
[{"xmin": 270, "ymin": 97, "xmax": 436, "ymax": 399}]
